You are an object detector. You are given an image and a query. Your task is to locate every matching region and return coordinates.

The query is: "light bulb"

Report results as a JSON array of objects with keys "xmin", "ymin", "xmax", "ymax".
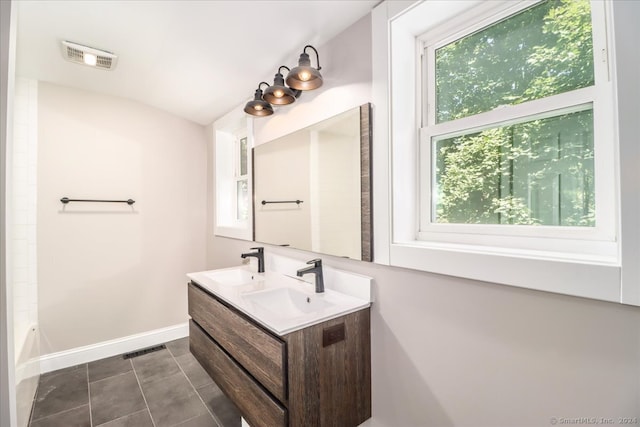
[
  {"xmin": 254, "ymin": 104, "xmax": 263, "ymax": 111},
  {"xmin": 83, "ymin": 53, "xmax": 97, "ymax": 66},
  {"xmin": 299, "ymin": 70, "xmax": 311, "ymax": 81},
  {"xmin": 274, "ymin": 89, "xmax": 284, "ymax": 98}
]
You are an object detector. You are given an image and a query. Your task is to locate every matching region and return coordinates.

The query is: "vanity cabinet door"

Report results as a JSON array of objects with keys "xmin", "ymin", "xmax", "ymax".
[
  {"xmin": 188, "ymin": 282, "xmax": 287, "ymax": 402},
  {"xmin": 189, "ymin": 321, "xmax": 287, "ymax": 427},
  {"xmin": 284, "ymin": 308, "xmax": 372, "ymax": 427}
]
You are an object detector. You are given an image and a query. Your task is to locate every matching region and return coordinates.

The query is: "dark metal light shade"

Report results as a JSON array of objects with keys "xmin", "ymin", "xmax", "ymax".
[
  {"xmin": 263, "ymin": 71, "xmax": 299, "ymax": 105},
  {"xmin": 242, "ymin": 46, "xmax": 322, "ymax": 116},
  {"xmin": 286, "ymin": 48, "xmax": 323, "ymax": 91},
  {"xmin": 244, "ymin": 87, "xmax": 273, "ymax": 117}
]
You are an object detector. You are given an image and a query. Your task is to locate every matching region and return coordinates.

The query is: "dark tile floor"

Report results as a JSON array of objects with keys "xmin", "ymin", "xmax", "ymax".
[{"xmin": 29, "ymin": 338, "xmax": 242, "ymax": 427}]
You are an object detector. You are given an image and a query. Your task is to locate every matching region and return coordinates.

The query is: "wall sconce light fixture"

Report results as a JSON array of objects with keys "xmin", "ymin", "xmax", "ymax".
[
  {"xmin": 244, "ymin": 82, "xmax": 274, "ymax": 117},
  {"xmin": 244, "ymin": 45, "xmax": 322, "ymax": 117},
  {"xmin": 263, "ymin": 66, "xmax": 302, "ymax": 105},
  {"xmin": 286, "ymin": 45, "xmax": 323, "ymax": 91}
]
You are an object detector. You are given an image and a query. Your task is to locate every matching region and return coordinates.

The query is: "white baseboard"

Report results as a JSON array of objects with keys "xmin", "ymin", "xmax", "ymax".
[
  {"xmin": 39, "ymin": 322, "xmax": 189, "ymax": 374},
  {"xmin": 14, "ymin": 357, "xmax": 40, "ymax": 386}
]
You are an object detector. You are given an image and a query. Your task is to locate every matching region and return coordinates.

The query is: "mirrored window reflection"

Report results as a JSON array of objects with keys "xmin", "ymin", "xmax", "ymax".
[
  {"xmin": 237, "ymin": 179, "xmax": 249, "ymax": 221},
  {"xmin": 236, "ymin": 136, "xmax": 249, "ymax": 221},
  {"xmin": 240, "ymin": 137, "xmax": 248, "ymax": 176}
]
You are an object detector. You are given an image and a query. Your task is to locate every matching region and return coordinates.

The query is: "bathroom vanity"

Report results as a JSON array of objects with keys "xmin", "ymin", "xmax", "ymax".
[{"xmin": 187, "ymin": 266, "xmax": 372, "ymax": 427}]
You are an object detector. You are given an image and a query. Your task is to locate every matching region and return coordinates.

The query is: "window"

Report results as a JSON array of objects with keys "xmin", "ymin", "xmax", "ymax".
[
  {"xmin": 371, "ymin": 0, "xmax": 639, "ymax": 304},
  {"xmin": 428, "ymin": 0, "xmax": 595, "ymax": 226},
  {"xmin": 418, "ymin": 0, "xmax": 615, "ymax": 254},
  {"xmin": 214, "ymin": 109, "xmax": 253, "ymax": 241}
]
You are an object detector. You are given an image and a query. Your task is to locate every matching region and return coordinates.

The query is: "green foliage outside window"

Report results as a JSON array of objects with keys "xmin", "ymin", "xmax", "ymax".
[{"xmin": 433, "ymin": 0, "xmax": 595, "ymax": 226}]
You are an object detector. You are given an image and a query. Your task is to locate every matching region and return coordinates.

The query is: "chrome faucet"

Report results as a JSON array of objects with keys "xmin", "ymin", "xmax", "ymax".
[
  {"xmin": 240, "ymin": 247, "xmax": 265, "ymax": 273},
  {"xmin": 296, "ymin": 259, "xmax": 324, "ymax": 293}
]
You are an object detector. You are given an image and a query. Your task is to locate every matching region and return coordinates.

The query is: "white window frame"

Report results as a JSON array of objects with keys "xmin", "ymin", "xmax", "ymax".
[
  {"xmin": 214, "ymin": 107, "xmax": 253, "ymax": 241},
  {"xmin": 371, "ymin": 0, "xmax": 640, "ymax": 305},
  {"xmin": 418, "ymin": 0, "xmax": 616, "ymax": 259}
]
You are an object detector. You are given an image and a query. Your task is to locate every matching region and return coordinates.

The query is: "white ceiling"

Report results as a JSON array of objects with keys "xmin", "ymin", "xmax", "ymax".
[{"xmin": 16, "ymin": 0, "xmax": 378, "ymax": 125}]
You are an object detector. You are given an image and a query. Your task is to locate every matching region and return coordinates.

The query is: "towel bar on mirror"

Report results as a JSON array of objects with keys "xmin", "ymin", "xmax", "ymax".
[{"xmin": 261, "ymin": 200, "xmax": 303, "ymax": 205}]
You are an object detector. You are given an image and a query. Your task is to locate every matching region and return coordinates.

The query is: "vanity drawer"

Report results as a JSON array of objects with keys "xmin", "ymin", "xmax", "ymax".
[
  {"xmin": 188, "ymin": 282, "xmax": 286, "ymax": 402},
  {"xmin": 190, "ymin": 321, "xmax": 287, "ymax": 427}
]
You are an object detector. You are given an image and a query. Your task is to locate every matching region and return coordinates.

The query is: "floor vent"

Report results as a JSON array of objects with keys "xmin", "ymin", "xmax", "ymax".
[{"xmin": 122, "ymin": 344, "xmax": 166, "ymax": 359}]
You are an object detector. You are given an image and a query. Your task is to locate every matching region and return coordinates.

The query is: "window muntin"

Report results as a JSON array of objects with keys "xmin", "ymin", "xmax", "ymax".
[{"xmin": 422, "ymin": 0, "xmax": 606, "ymax": 237}]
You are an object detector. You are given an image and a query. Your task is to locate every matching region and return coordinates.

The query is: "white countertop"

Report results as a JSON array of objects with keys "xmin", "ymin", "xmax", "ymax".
[{"xmin": 187, "ymin": 266, "xmax": 371, "ymax": 336}]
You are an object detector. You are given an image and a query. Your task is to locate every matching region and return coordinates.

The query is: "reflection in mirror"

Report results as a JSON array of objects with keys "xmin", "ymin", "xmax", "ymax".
[
  {"xmin": 253, "ymin": 104, "xmax": 372, "ymax": 261},
  {"xmin": 236, "ymin": 136, "xmax": 249, "ymax": 221}
]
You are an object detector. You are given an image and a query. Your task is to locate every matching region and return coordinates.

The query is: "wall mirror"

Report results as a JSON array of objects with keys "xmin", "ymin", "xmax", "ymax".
[{"xmin": 253, "ymin": 103, "xmax": 372, "ymax": 261}]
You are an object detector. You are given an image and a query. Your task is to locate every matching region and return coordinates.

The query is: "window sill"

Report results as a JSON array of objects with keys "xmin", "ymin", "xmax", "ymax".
[{"xmin": 389, "ymin": 241, "xmax": 621, "ymax": 303}]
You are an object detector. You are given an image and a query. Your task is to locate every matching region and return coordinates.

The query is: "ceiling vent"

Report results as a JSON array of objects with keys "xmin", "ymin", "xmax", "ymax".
[{"xmin": 60, "ymin": 41, "xmax": 118, "ymax": 70}]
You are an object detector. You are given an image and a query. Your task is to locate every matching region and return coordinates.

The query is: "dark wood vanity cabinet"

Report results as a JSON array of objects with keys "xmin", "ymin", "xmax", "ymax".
[{"xmin": 188, "ymin": 282, "xmax": 371, "ymax": 427}]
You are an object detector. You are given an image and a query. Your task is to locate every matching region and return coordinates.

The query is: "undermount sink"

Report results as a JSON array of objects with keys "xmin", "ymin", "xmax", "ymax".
[
  {"xmin": 201, "ymin": 267, "xmax": 258, "ymax": 287},
  {"xmin": 244, "ymin": 287, "xmax": 331, "ymax": 319}
]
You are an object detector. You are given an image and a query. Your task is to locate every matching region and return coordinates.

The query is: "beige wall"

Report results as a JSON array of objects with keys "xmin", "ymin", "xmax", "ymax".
[
  {"xmin": 207, "ymin": 13, "xmax": 640, "ymax": 426},
  {"xmin": 37, "ymin": 83, "xmax": 207, "ymax": 354},
  {"xmin": 254, "ymin": 132, "xmax": 312, "ymax": 248},
  {"xmin": 313, "ymin": 129, "xmax": 361, "ymax": 259}
]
